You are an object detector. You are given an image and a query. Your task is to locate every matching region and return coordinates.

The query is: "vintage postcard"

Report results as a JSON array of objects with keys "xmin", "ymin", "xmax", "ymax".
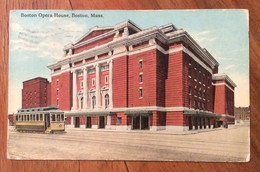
[{"xmin": 8, "ymin": 10, "xmax": 249, "ymax": 161}]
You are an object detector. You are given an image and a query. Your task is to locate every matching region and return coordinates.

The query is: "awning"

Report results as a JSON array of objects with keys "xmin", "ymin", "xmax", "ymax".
[
  {"xmin": 65, "ymin": 111, "xmax": 117, "ymax": 117},
  {"xmin": 183, "ymin": 111, "xmax": 221, "ymax": 118},
  {"xmin": 124, "ymin": 110, "xmax": 153, "ymax": 116}
]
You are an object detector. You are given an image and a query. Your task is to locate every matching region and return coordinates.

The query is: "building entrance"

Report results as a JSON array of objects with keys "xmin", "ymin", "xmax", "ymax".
[
  {"xmin": 86, "ymin": 117, "xmax": 92, "ymax": 128},
  {"xmin": 188, "ymin": 116, "xmax": 193, "ymax": 130},
  {"xmin": 132, "ymin": 116, "xmax": 149, "ymax": 130},
  {"xmin": 75, "ymin": 117, "xmax": 80, "ymax": 128},
  {"xmin": 98, "ymin": 116, "xmax": 105, "ymax": 129}
]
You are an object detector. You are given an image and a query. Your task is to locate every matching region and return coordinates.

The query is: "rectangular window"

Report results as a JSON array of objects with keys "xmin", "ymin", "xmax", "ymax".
[
  {"xmin": 57, "ymin": 99, "xmax": 59, "ymax": 106},
  {"xmin": 139, "ymin": 60, "xmax": 143, "ymax": 69},
  {"xmin": 40, "ymin": 114, "xmax": 43, "ymax": 121},
  {"xmin": 36, "ymin": 114, "xmax": 39, "ymax": 121},
  {"xmin": 61, "ymin": 114, "xmax": 64, "ymax": 121},
  {"xmin": 139, "ymin": 73, "xmax": 143, "ymax": 83},
  {"xmin": 194, "ymin": 101, "xmax": 196, "ymax": 109},
  {"xmin": 52, "ymin": 115, "xmax": 56, "ymax": 121},
  {"xmin": 57, "ymin": 80, "xmax": 59, "ymax": 86},
  {"xmin": 139, "ymin": 88, "xmax": 143, "ymax": 98},
  {"xmin": 57, "ymin": 89, "xmax": 59, "ymax": 96},
  {"xmin": 27, "ymin": 115, "xmax": 29, "ymax": 121},
  {"xmin": 92, "ymin": 78, "xmax": 95, "ymax": 86},
  {"xmin": 188, "ymin": 67, "xmax": 192, "ymax": 77},
  {"xmin": 188, "ymin": 86, "xmax": 191, "ymax": 95},
  {"xmin": 81, "ymin": 80, "xmax": 84, "ymax": 88},
  {"xmin": 117, "ymin": 117, "xmax": 122, "ymax": 125},
  {"xmin": 105, "ymin": 75, "xmax": 109, "ymax": 84},
  {"xmin": 57, "ymin": 114, "xmax": 60, "ymax": 121}
]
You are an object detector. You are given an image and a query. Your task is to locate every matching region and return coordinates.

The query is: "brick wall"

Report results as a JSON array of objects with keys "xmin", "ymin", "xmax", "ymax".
[
  {"xmin": 113, "ymin": 56, "xmax": 128, "ymax": 108},
  {"xmin": 165, "ymin": 50, "xmax": 183, "ymax": 107},
  {"xmin": 22, "ymin": 78, "xmax": 50, "ymax": 109},
  {"xmin": 128, "ymin": 49, "xmax": 157, "ymax": 107},
  {"xmin": 74, "ymin": 35, "xmax": 114, "ymax": 54},
  {"xmin": 166, "ymin": 111, "xmax": 184, "ymax": 126},
  {"xmin": 51, "ymin": 72, "xmax": 72, "ymax": 110}
]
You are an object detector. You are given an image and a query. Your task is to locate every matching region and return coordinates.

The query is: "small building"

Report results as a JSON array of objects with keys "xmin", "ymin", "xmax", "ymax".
[
  {"xmin": 235, "ymin": 107, "xmax": 250, "ymax": 125},
  {"xmin": 44, "ymin": 20, "xmax": 236, "ymax": 132}
]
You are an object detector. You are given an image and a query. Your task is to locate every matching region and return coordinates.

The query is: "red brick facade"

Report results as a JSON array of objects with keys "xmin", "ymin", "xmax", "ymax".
[
  {"xmin": 22, "ymin": 77, "xmax": 51, "ymax": 109},
  {"xmin": 31, "ymin": 20, "xmax": 236, "ymax": 131}
]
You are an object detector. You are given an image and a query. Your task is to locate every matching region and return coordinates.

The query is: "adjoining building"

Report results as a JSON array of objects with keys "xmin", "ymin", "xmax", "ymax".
[
  {"xmin": 45, "ymin": 20, "xmax": 236, "ymax": 131},
  {"xmin": 235, "ymin": 107, "xmax": 250, "ymax": 125},
  {"xmin": 22, "ymin": 77, "xmax": 51, "ymax": 109}
]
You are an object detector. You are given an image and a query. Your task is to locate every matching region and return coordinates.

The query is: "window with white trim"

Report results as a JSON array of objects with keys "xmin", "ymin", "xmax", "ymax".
[
  {"xmin": 105, "ymin": 75, "xmax": 109, "ymax": 84},
  {"xmin": 92, "ymin": 78, "xmax": 95, "ymax": 86},
  {"xmin": 139, "ymin": 88, "xmax": 143, "ymax": 98},
  {"xmin": 139, "ymin": 60, "xmax": 143, "ymax": 69},
  {"xmin": 139, "ymin": 73, "xmax": 143, "ymax": 83},
  {"xmin": 80, "ymin": 80, "xmax": 84, "ymax": 88}
]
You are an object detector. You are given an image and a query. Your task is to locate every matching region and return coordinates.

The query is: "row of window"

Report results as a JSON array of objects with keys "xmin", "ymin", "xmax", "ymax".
[
  {"xmin": 189, "ymin": 87, "xmax": 210, "ymax": 102},
  {"xmin": 188, "ymin": 98, "xmax": 207, "ymax": 111},
  {"xmin": 16, "ymin": 114, "xmax": 64, "ymax": 122},
  {"xmin": 188, "ymin": 67, "xmax": 211, "ymax": 86}
]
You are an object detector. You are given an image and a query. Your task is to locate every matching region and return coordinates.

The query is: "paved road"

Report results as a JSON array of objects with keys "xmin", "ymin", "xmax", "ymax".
[{"xmin": 7, "ymin": 126, "xmax": 249, "ymax": 162}]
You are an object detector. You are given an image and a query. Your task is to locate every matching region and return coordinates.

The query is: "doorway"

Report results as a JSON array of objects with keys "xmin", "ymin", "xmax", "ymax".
[
  {"xmin": 141, "ymin": 116, "xmax": 149, "ymax": 130},
  {"xmin": 86, "ymin": 117, "xmax": 92, "ymax": 128},
  {"xmin": 132, "ymin": 116, "xmax": 149, "ymax": 130},
  {"xmin": 188, "ymin": 116, "xmax": 193, "ymax": 130},
  {"xmin": 98, "ymin": 116, "xmax": 105, "ymax": 129},
  {"xmin": 75, "ymin": 117, "xmax": 80, "ymax": 128},
  {"xmin": 132, "ymin": 116, "xmax": 140, "ymax": 130},
  {"xmin": 44, "ymin": 113, "xmax": 50, "ymax": 130}
]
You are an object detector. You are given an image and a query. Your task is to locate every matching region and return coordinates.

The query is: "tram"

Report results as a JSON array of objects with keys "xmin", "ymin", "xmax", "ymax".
[{"xmin": 14, "ymin": 106, "xmax": 65, "ymax": 133}]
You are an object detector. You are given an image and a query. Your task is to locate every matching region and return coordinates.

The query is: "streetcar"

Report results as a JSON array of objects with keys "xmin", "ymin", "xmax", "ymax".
[{"xmin": 14, "ymin": 106, "xmax": 65, "ymax": 134}]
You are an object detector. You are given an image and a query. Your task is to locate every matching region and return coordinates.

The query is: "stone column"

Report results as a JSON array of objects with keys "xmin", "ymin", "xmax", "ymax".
[
  {"xmin": 109, "ymin": 60, "xmax": 113, "ymax": 109},
  {"xmin": 107, "ymin": 115, "xmax": 111, "ymax": 126},
  {"xmin": 83, "ymin": 68, "xmax": 89, "ymax": 109},
  {"xmin": 96, "ymin": 64, "xmax": 101, "ymax": 108},
  {"xmin": 72, "ymin": 70, "xmax": 78, "ymax": 110}
]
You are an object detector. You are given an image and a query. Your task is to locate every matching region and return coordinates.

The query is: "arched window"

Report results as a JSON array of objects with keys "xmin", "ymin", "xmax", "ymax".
[
  {"xmin": 81, "ymin": 97, "xmax": 84, "ymax": 109},
  {"xmin": 92, "ymin": 96, "xmax": 96, "ymax": 109},
  {"xmin": 105, "ymin": 94, "xmax": 109, "ymax": 109}
]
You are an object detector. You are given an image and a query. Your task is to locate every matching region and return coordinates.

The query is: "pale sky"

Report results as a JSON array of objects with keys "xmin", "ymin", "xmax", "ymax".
[{"xmin": 8, "ymin": 10, "xmax": 249, "ymax": 114}]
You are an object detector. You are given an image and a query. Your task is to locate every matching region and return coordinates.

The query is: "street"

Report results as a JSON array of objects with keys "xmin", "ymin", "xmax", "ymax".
[{"xmin": 7, "ymin": 126, "xmax": 249, "ymax": 162}]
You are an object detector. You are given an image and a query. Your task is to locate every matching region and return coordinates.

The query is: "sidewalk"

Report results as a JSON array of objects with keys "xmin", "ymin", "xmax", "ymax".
[{"xmin": 65, "ymin": 125, "xmax": 225, "ymax": 135}]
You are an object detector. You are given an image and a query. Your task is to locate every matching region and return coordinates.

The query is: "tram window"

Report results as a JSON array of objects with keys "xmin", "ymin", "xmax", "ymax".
[
  {"xmin": 52, "ymin": 115, "xmax": 56, "ymax": 121},
  {"xmin": 21, "ymin": 115, "xmax": 24, "ymax": 121},
  {"xmin": 61, "ymin": 114, "xmax": 64, "ymax": 121},
  {"xmin": 57, "ymin": 114, "xmax": 60, "ymax": 121},
  {"xmin": 30, "ymin": 114, "xmax": 32, "ymax": 121},
  {"xmin": 16, "ymin": 115, "xmax": 18, "ymax": 121},
  {"xmin": 40, "ymin": 114, "xmax": 43, "ymax": 121},
  {"xmin": 24, "ymin": 115, "xmax": 26, "ymax": 121},
  {"xmin": 27, "ymin": 115, "xmax": 29, "ymax": 121},
  {"xmin": 33, "ymin": 114, "xmax": 35, "ymax": 121},
  {"xmin": 36, "ymin": 114, "xmax": 39, "ymax": 121}
]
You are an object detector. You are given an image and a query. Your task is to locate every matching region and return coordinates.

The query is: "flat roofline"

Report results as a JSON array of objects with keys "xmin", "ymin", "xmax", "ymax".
[{"xmin": 23, "ymin": 77, "xmax": 49, "ymax": 83}]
